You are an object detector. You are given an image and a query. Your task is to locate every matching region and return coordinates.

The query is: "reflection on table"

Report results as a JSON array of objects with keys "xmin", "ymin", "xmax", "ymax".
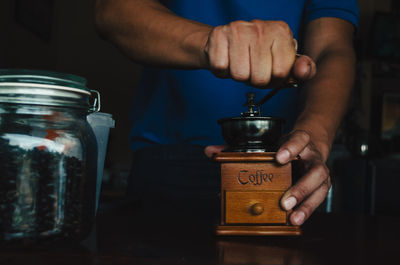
[{"xmin": 1, "ymin": 197, "xmax": 400, "ymax": 265}]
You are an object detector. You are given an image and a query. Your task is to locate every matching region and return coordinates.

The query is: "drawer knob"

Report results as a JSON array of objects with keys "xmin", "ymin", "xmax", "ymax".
[{"xmin": 250, "ymin": 203, "xmax": 264, "ymax": 216}]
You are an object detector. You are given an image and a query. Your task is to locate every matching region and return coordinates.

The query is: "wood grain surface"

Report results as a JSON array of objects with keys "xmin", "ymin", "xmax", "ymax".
[
  {"xmin": 225, "ymin": 191, "xmax": 287, "ymax": 224},
  {"xmin": 215, "ymin": 225, "xmax": 302, "ymax": 236},
  {"xmin": 214, "ymin": 152, "xmax": 277, "ymax": 162},
  {"xmin": 216, "ymin": 152, "xmax": 293, "ymax": 229}
]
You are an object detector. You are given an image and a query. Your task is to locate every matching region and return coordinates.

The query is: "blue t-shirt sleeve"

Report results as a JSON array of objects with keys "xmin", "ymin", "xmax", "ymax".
[{"xmin": 305, "ymin": 0, "xmax": 360, "ymax": 28}]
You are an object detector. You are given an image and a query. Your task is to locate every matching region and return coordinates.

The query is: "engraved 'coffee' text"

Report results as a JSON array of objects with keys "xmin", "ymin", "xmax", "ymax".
[{"xmin": 238, "ymin": 170, "xmax": 274, "ymax": 185}]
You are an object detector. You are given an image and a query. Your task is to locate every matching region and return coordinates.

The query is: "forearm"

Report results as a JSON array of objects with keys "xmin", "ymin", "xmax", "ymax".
[
  {"xmin": 294, "ymin": 19, "xmax": 356, "ymax": 160},
  {"xmin": 94, "ymin": 0, "xmax": 211, "ymax": 68}
]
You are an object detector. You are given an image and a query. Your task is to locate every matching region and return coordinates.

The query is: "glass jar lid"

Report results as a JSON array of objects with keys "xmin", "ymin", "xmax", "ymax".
[{"xmin": 0, "ymin": 69, "xmax": 99, "ymax": 111}]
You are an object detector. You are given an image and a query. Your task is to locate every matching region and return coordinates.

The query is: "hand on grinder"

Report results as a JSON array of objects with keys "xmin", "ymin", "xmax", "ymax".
[
  {"xmin": 204, "ymin": 20, "xmax": 316, "ymax": 87},
  {"xmin": 204, "ymin": 128, "xmax": 331, "ymax": 227},
  {"xmin": 204, "ymin": 24, "xmax": 324, "ymax": 225},
  {"xmin": 276, "ymin": 129, "xmax": 331, "ymax": 226}
]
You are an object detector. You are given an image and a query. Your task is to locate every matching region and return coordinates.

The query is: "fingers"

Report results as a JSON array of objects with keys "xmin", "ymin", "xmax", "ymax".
[
  {"xmin": 276, "ymin": 129, "xmax": 330, "ymax": 225},
  {"xmin": 270, "ymin": 22, "xmax": 296, "ymax": 82},
  {"xmin": 229, "ymin": 21, "xmax": 251, "ymax": 82},
  {"xmin": 276, "ymin": 130, "xmax": 310, "ymax": 164},
  {"xmin": 281, "ymin": 162, "xmax": 330, "ymax": 225},
  {"xmin": 249, "ymin": 26, "xmax": 271, "ymax": 87},
  {"xmin": 281, "ymin": 161, "xmax": 329, "ymax": 208},
  {"xmin": 288, "ymin": 177, "xmax": 331, "ymax": 225},
  {"xmin": 206, "ymin": 26, "xmax": 230, "ymax": 78},
  {"xmin": 204, "ymin": 145, "xmax": 226, "ymax": 158},
  {"xmin": 206, "ymin": 20, "xmax": 303, "ymax": 87}
]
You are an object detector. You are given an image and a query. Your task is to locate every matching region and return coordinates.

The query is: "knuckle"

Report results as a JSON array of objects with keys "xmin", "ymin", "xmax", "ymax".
[
  {"xmin": 231, "ymin": 70, "xmax": 250, "ymax": 82},
  {"xmin": 273, "ymin": 66, "xmax": 290, "ymax": 79},
  {"xmin": 208, "ymin": 27, "xmax": 228, "ymax": 45},
  {"xmin": 283, "ymin": 146, "xmax": 295, "ymax": 158},
  {"xmin": 219, "ymin": 25, "xmax": 230, "ymax": 34},
  {"xmin": 300, "ymin": 204, "xmax": 312, "ymax": 217},
  {"xmin": 229, "ymin": 20, "xmax": 248, "ymax": 30},
  {"xmin": 301, "ymin": 194, "xmax": 326, "ymax": 216},
  {"xmin": 293, "ymin": 185, "xmax": 309, "ymax": 201},
  {"xmin": 251, "ymin": 19, "xmax": 264, "ymax": 25},
  {"xmin": 320, "ymin": 182, "xmax": 331, "ymax": 195},
  {"xmin": 251, "ymin": 79, "xmax": 269, "ymax": 87},
  {"xmin": 251, "ymin": 78, "xmax": 270, "ymax": 87},
  {"xmin": 294, "ymin": 130, "xmax": 311, "ymax": 143},
  {"xmin": 273, "ymin": 20, "xmax": 292, "ymax": 36},
  {"xmin": 311, "ymin": 163, "xmax": 329, "ymax": 180},
  {"xmin": 210, "ymin": 60, "xmax": 228, "ymax": 71},
  {"xmin": 320, "ymin": 164, "xmax": 330, "ymax": 178},
  {"xmin": 230, "ymin": 20, "xmax": 259, "ymax": 37},
  {"xmin": 228, "ymin": 21, "xmax": 239, "ymax": 28},
  {"xmin": 325, "ymin": 166, "xmax": 331, "ymax": 178},
  {"xmin": 211, "ymin": 26, "xmax": 223, "ymax": 37},
  {"xmin": 251, "ymin": 19, "xmax": 266, "ymax": 31},
  {"xmin": 326, "ymin": 176, "xmax": 332, "ymax": 186},
  {"xmin": 298, "ymin": 204, "xmax": 313, "ymax": 221},
  {"xmin": 323, "ymin": 176, "xmax": 332, "ymax": 190},
  {"xmin": 251, "ymin": 73, "xmax": 270, "ymax": 87}
]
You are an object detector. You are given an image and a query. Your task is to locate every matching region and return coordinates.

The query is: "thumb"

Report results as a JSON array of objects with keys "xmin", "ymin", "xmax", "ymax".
[
  {"xmin": 204, "ymin": 145, "xmax": 226, "ymax": 158},
  {"xmin": 292, "ymin": 55, "xmax": 317, "ymax": 81}
]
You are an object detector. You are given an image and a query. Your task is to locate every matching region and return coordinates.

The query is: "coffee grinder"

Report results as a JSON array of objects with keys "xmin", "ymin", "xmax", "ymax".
[{"xmin": 214, "ymin": 87, "xmax": 301, "ymax": 236}]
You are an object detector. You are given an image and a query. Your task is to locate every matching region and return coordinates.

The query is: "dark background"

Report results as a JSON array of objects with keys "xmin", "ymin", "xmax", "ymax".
[{"xmin": 0, "ymin": 0, "xmax": 400, "ymax": 216}]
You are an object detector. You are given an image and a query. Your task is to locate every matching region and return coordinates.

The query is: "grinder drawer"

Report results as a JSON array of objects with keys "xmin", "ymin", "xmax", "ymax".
[{"xmin": 225, "ymin": 191, "xmax": 287, "ymax": 224}]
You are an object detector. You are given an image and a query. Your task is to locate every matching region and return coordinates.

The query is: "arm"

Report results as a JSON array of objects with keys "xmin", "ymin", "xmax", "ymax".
[
  {"xmin": 94, "ymin": 0, "xmax": 210, "ymax": 69},
  {"xmin": 277, "ymin": 17, "xmax": 356, "ymax": 225},
  {"xmin": 94, "ymin": 0, "xmax": 315, "ymax": 86}
]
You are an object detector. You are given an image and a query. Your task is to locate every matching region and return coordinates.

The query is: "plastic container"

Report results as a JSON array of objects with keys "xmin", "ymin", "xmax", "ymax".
[
  {"xmin": 0, "ymin": 69, "xmax": 100, "ymax": 243},
  {"xmin": 87, "ymin": 112, "xmax": 115, "ymax": 212}
]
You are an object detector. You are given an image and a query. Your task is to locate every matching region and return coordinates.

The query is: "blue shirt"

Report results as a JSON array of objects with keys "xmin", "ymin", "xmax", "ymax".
[{"xmin": 130, "ymin": 0, "xmax": 359, "ymax": 150}]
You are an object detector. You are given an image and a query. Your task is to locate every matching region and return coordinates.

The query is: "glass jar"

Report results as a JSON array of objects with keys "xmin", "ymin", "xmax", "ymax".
[{"xmin": 0, "ymin": 69, "xmax": 98, "ymax": 243}]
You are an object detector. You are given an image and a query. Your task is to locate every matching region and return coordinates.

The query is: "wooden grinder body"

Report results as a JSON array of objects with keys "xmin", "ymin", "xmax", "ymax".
[{"xmin": 214, "ymin": 152, "xmax": 301, "ymax": 236}]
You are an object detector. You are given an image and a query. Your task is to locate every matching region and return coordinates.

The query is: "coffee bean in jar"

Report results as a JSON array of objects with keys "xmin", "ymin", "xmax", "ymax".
[{"xmin": 0, "ymin": 69, "xmax": 98, "ymax": 243}]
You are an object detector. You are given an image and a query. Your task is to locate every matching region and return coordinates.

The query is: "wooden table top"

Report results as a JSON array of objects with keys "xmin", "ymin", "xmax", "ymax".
[{"xmin": 1, "ymin": 199, "xmax": 399, "ymax": 265}]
